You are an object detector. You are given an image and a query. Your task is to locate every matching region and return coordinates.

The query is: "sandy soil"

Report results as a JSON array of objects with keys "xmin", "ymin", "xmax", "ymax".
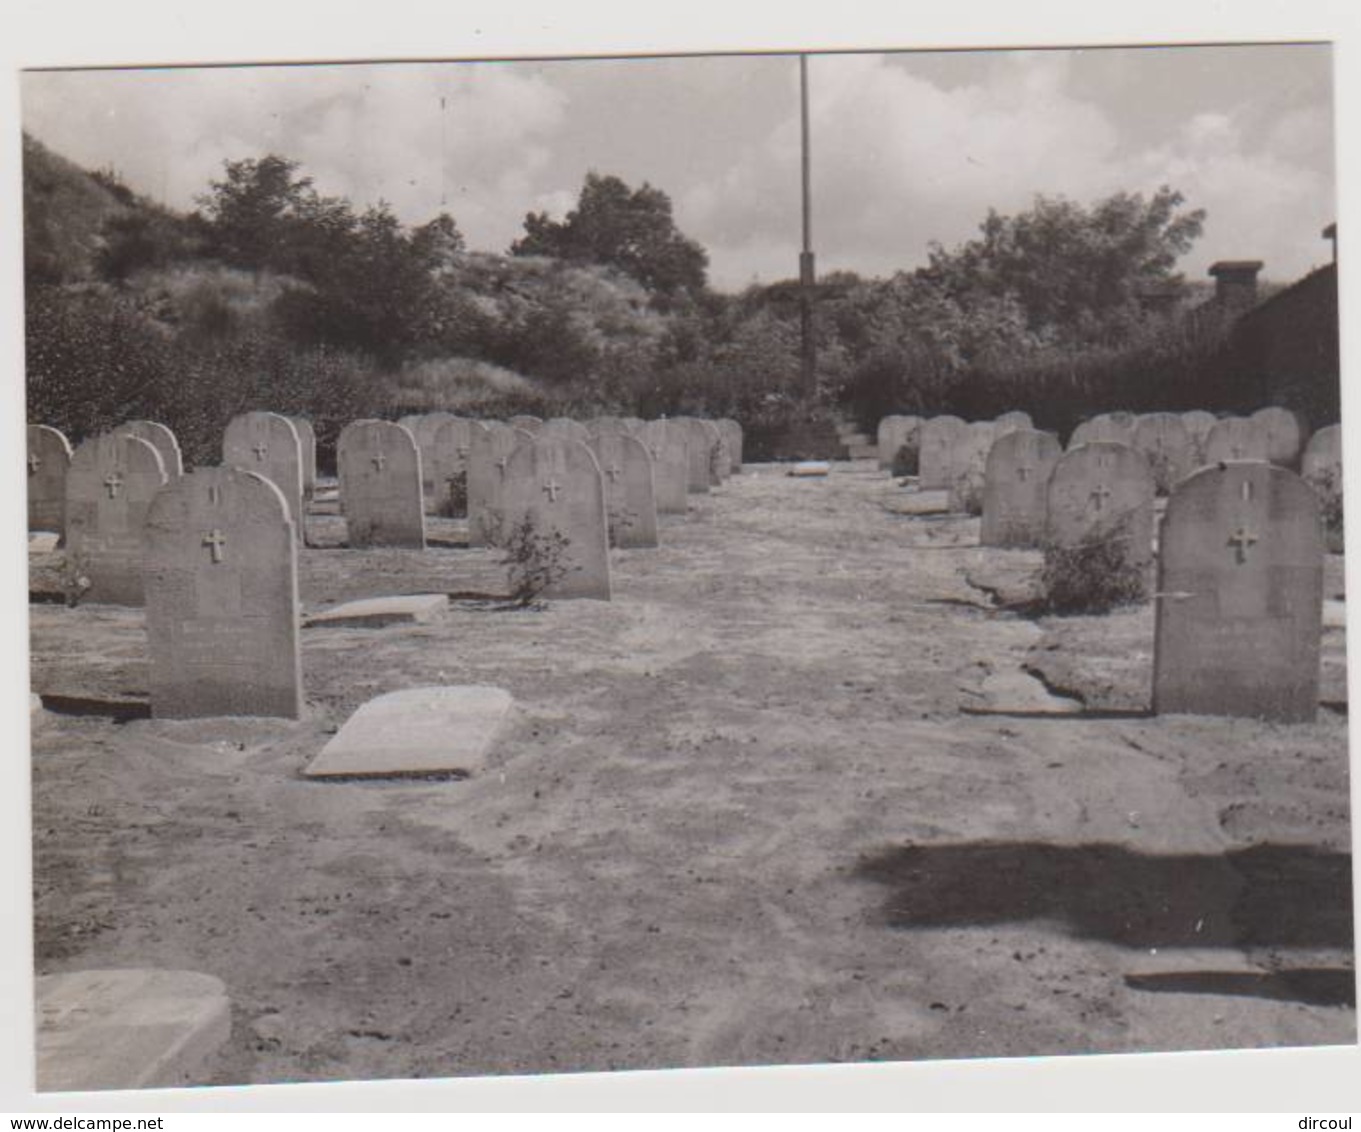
[{"xmin": 28, "ymin": 460, "xmax": 1355, "ymax": 1085}]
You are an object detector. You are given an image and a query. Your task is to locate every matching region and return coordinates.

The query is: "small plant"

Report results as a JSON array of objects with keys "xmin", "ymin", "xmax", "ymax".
[
  {"xmin": 499, "ymin": 513, "xmax": 577, "ymax": 607},
  {"xmin": 891, "ymin": 441, "xmax": 919, "ymax": 477},
  {"xmin": 1039, "ymin": 513, "xmax": 1148, "ymax": 614},
  {"xmin": 1306, "ymin": 466, "xmax": 1344, "ymax": 553},
  {"xmin": 60, "ymin": 549, "xmax": 92, "ymax": 608},
  {"xmin": 709, "ymin": 439, "xmax": 726, "ymax": 481}
]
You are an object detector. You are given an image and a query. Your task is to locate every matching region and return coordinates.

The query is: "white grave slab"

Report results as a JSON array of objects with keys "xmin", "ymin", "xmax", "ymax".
[
  {"xmin": 304, "ymin": 685, "xmax": 513, "ymax": 777},
  {"xmin": 305, "ymin": 594, "xmax": 448, "ymax": 628},
  {"xmin": 35, "ymin": 969, "xmax": 230, "ymax": 1092}
]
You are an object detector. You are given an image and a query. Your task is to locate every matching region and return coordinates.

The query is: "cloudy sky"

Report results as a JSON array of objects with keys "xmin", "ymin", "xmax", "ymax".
[{"xmin": 21, "ymin": 44, "xmax": 1335, "ymax": 290}]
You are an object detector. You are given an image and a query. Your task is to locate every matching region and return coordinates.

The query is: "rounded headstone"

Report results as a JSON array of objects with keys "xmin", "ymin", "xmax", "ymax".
[
  {"xmin": 508, "ymin": 415, "xmax": 543, "ymax": 434},
  {"xmin": 286, "ymin": 416, "xmax": 318, "ymax": 502},
  {"xmin": 948, "ymin": 421, "xmax": 997, "ymax": 514},
  {"xmin": 716, "ymin": 418, "xmax": 744, "ymax": 473},
  {"xmin": 118, "ymin": 420, "xmax": 183, "ymax": 478},
  {"xmin": 222, "ymin": 411, "xmax": 304, "ymax": 542},
  {"xmin": 980, "ymin": 428, "xmax": 1063, "ymax": 547},
  {"xmin": 675, "ymin": 418, "xmax": 713, "ymax": 494},
  {"xmin": 541, "ymin": 418, "xmax": 592, "ymax": 445},
  {"xmin": 144, "ymin": 466, "xmax": 301, "ymax": 719},
  {"xmin": 27, "ymin": 423, "xmax": 72, "ymax": 535},
  {"xmin": 918, "ymin": 415, "xmax": 968, "ymax": 490},
  {"xmin": 1203, "ymin": 417, "xmax": 1271, "ymax": 464},
  {"xmin": 1046, "ymin": 440, "xmax": 1156, "ymax": 568},
  {"xmin": 428, "ymin": 416, "xmax": 476, "ymax": 517},
  {"xmin": 993, "ymin": 410, "xmax": 1033, "ymax": 436},
  {"xmin": 877, "ymin": 415, "xmax": 920, "ymax": 472},
  {"xmin": 1250, "ymin": 406, "xmax": 1307, "ymax": 468},
  {"xmin": 1069, "ymin": 412, "xmax": 1136, "ymax": 449},
  {"xmin": 337, "ymin": 420, "xmax": 426, "ymax": 548},
  {"xmin": 66, "ymin": 433, "xmax": 169, "ymax": 605},
  {"xmin": 639, "ymin": 419, "xmax": 690, "ymax": 515},
  {"xmin": 588, "ymin": 431, "xmax": 659, "ymax": 548},
  {"xmin": 1301, "ymin": 423, "xmax": 1342, "ymax": 485},
  {"xmin": 501, "ymin": 435, "xmax": 611, "ymax": 600},
  {"xmin": 467, "ymin": 420, "xmax": 527, "ymax": 547},
  {"xmin": 1154, "ymin": 462, "xmax": 1323, "ymax": 722},
  {"xmin": 1132, "ymin": 412, "xmax": 1195, "ymax": 495}
]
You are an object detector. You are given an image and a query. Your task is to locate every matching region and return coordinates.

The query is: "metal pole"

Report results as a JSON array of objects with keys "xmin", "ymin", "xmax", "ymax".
[{"xmin": 799, "ymin": 53, "xmax": 817, "ymax": 399}]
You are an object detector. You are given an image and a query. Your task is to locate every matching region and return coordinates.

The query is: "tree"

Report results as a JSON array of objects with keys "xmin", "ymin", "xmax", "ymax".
[
  {"xmin": 510, "ymin": 172, "xmax": 708, "ymax": 299},
  {"xmin": 923, "ymin": 186, "xmax": 1205, "ymax": 347},
  {"xmin": 195, "ymin": 155, "xmax": 316, "ymax": 272}
]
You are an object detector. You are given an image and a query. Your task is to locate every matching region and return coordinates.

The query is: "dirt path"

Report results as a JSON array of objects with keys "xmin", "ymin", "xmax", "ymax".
[{"xmin": 28, "ymin": 460, "xmax": 1354, "ymax": 1084}]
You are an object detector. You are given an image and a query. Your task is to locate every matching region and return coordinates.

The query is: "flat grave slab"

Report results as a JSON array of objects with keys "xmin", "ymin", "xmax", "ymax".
[
  {"xmin": 892, "ymin": 489, "xmax": 951, "ymax": 515},
  {"xmin": 305, "ymin": 594, "xmax": 449, "ymax": 628},
  {"xmin": 304, "ymin": 685, "xmax": 513, "ymax": 778},
  {"xmin": 788, "ymin": 461, "xmax": 831, "ymax": 477},
  {"xmin": 29, "ymin": 531, "xmax": 60, "ymax": 554},
  {"xmin": 35, "ymin": 968, "xmax": 230, "ymax": 1092},
  {"xmin": 1323, "ymin": 599, "xmax": 1345, "ymax": 630}
]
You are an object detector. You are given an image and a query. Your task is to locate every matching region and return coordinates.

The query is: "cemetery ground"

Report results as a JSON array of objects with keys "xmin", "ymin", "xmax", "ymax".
[{"xmin": 28, "ymin": 460, "xmax": 1354, "ymax": 1085}]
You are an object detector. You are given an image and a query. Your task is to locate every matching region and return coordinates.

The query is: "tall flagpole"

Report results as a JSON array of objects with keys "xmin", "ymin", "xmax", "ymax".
[{"xmin": 799, "ymin": 53, "xmax": 817, "ymax": 399}]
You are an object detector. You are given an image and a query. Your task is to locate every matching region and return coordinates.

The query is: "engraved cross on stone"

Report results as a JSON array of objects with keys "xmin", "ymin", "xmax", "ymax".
[
  {"xmin": 1016, "ymin": 464, "xmax": 1031, "ymax": 483},
  {"xmin": 202, "ymin": 528, "xmax": 227, "ymax": 564},
  {"xmin": 542, "ymin": 478, "xmax": 562, "ymax": 503},
  {"xmin": 28, "ymin": 452, "xmax": 41, "ymax": 475},
  {"xmin": 1228, "ymin": 525, "xmax": 1258, "ymax": 564},
  {"xmin": 606, "ymin": 463, "xmax": 623, "ymax": 484},
  {"xmin": 103, "ymin": 472, "xmax": 124, "ymax": 499},
  {"xmin": 371, "ymin": 451, "xmax": 387, "ymax": 472},
  {"xmin": 1089, "ymin": 483, "xmax": 1113, "ymax": 511},
  {"xmin": 495, "ymin": 456, "xmax": 508, "ymax": 476},
  {"xmin": 252, "ymin": 442, "xmax": 269, "ymax": 461}
]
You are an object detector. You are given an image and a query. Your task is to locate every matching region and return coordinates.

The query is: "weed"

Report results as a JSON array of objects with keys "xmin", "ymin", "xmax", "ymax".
[
  {"xmin": 499, "ymin": 513, "xmax": 577, "ymax": 607},
  {"xmin": 1039, "ymin": 513, "xmax": 1148, "ymax": 614},
  {"xmin": 1306, "ymin": 465, "xmax": 1345, "ymax": 553}
]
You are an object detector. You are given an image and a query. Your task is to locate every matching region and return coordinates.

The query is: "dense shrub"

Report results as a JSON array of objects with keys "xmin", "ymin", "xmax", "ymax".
[{"xmin": 1038, "ymin": 515, "xmax": 1149, "ymax": 614}]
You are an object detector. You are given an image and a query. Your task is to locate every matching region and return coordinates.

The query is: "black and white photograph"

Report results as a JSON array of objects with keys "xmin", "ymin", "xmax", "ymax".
[{"xmin": 5, "ymin": 2, "xmax": 1358, "ymax": 1111}]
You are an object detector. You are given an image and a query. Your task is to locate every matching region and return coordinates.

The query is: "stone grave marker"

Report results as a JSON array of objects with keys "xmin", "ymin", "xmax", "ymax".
[
  {"xmin": 918, "ymin": 415, "xmax": 968, "ymax": 490},
  {"xmin": 588, "ymin": 415, "xmax": 628, "ymax": 438},
  {"xmin": 336, "ymin": 420, "xmax": 426, "ymax": 548},
  {"xmin": 1132, "ymin": 412, "xmax": 1195, "ymax": 495},
  {"xmin": 1153, "ymin": 462, "xmax": 1323, "ymax": 721},
  {"xmin": 877, "ymin": 414, "xmax": 920, "ymax": 471},
  {"xmin": 1181, "ymin": 410, "xmax": 1217, "ymax": 446},
  {"xmin": 1301, "ymin": 423, "xmax": 1342, "ymax": 485},
  {"xmin": 36, "ymin": 969, "xmax": 231, "ymax": 1092},
  {"xmin": 993, "ymin": 410, "xmax": 1033, "ymax": 436},
  {"xmin": 639, "ymin": 419, "xmax": 690, "ymax": 515},
  {"xmin": 541, "ymin": 418, "xmax": 592, "ymax": 444},
  {"xmin": 66, "ymin": 433, "xmax": 168, "ymax": 605},
  {"xmin": 1202, "ymin": 417, "xmax": 1270, "ymax": 463},
  {"xmin": 305, "ymin": 686, "xmax": 513, "ymax": 778},
  {"xmin": 698, "ymin": 418, "xmax": 728, "ymax": 485},
  {"xmin": 980, "ymin": 428, "xmax": 1063, "ymax": 547},
  {"xmin": 287, "ymin": 416, "xmax": 318, "ymax": 501},
  {"xmin": 144, "ymin": 466, "xmax": 301, "ymax": 719},
  {"xmin": 118, "ymin": 420, "xmax": 183, "ymax": 478},
  {"xmin": 622, "ymin": 416, "xmax": 647, "ymax": 434},
  {"xmin": 1069, "ymin": 412, "xmax": 1136, "ymax": 449},
  {"xmin": 396, "ymin": 411, "xmax": 458, "ymax": 509},
  {"xmin": 1046, "ymin": 440, "xmax": 1156, "ymax": 569},
  {"xmin": 306, "ymin": 593, "xmax": 448, "ymax": 628},
  {"xmin": 1250, "ymin": 406, "xmax": 1307, "ymax": 468},
  {"xmin": 949, "ymin": 421, "xmax": 997, "ymax": 513},
  {"xmin": 429, "ymin": 415, "xmax": 476, "ymax": 517},
  {"xmin": 27, "ymin": 424, "xmax": 72, "ymax": 534},
  {"xmin": 501, "ymin": 435, "xmax": 611, "ymax": 599},
  {"xmin": 467, "ymin": 420, "xmax": 525, "ymax": 546},
  {"xmin": 222, "ymin": 411, "xmax": 304, "ymax": 541},
  {"xmin": 589, "ymin": 430, "xmax": 659, "ymax": 548},
  {"xmin": 508, "ymin": 414, "xmax": 543, "ymax": 433},
  {"xmin": 717, "ymin": 418, "xmax": 744, "ymax": 473},
  {"xmin": 677, "ymin": 417, "xmax": 712, "ymax": 494}
]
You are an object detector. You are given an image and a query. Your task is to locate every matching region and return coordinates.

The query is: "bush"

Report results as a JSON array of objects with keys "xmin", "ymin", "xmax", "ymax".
[
  {"xmin": 1039, "ymin": 514, "xmax": 1149, "ymax": 613},
  {"xmin": 891, "ymin": 441, "xmax": 919, "ymax": 477},
  {"xmin": 949, "ymin": 467, "xmax": 985, "ymax": 515},
  {"xmin": 499, "ymin": 513, "xmax": 577, "ymax": 607},
  {"xmin": 1306, "ymin": 466, "xmax": 1344, "ymax": 553}
]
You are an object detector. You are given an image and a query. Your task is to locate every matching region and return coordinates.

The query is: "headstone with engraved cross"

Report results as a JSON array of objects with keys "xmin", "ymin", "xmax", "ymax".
[
  {"xmin": 1181, "ymin": 410, "xmax": 1217, "ymax": 465},
  {"xmin": 27, "ymin": 424, "xmax": 73, "ymax": 535},
  {"xmin": 398, "ymin": 411, "xmax": 460, "ymax": 511},
  {"xmin": 1045, "ymin": 440, "xmax": 1156, "ymax": 569},
  {"xmin": 336, "ymin": 420, "xmax": 425, "ymax": 548},
  {"xmin": 876, "ymin": 415, "xmax": 921, "ymax": 473},
  {"xmin": 1069, "ymin": 412, "xmax": 1136, "ymax": 450},
  {"xmin": 501, "ymin": 435, "xmax": 611, "ymax": 599},
  {"xmin": 427, "ymin": 416, "xmax": 478, "ymax": 517},
  {"xmin": 144, "ymin": 466, "xmax": 302, "ymax": 719},
  {"xmin": 65, "ymin": 433, "xmax": 168, "ymax": 605},
  {"xmin": 638, "ymin": 419, "xmax": 690, "ymax": 515},
  {"xmin": 588, "ymin": 431, "xmax": 658, "ymax": 548},
  {"xmin": 467, "ymin": 420, "xmax": 528, "ymax": 547},
  {"xmin": 716, "ymin": 418, "xmax": 744, "ymax": 474},
  {"xmin": 222, "ymin": 411, "xmax": 304, "ymax": 543},
  {"xmin": 1153, "ymin": 462, "xmax": 1323, "ymax": 721},
  {"xmin": 286, "ymin": 416, "xmax": 318, "ymax": 502},
  {"xmin": 981, "ymin": 428, "xmax": 1062, "ymax": 547},
  {"xmin": 1132, "ymin": 412, "xmax": 1195, "ymax": 495},
  {"xmin": 1249, "ymin": 406, "xmax": 1308, "ymax": 469},
  {"xmin": 673, "ymin": 418, "xmax": 713, "ymax": 494}
]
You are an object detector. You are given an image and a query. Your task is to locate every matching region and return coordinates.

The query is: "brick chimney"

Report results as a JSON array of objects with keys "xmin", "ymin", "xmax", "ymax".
[
  {"xmin": 1208, "ymin": 260, "xmax": 1263, "ymax": 309},
  {"xmin": 1323, "ymin": 222, "xmax": 1337, "ymax": 264}
]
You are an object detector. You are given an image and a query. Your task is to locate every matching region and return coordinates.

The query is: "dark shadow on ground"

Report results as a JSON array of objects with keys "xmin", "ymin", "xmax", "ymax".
[
  {"xmin": 855, "ymin": 841, "xmax": 1353, "ymax": 951},
  {"xmin": 1125, "ymin": 969, "xmax": 1355, "ymax": 1008}
]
